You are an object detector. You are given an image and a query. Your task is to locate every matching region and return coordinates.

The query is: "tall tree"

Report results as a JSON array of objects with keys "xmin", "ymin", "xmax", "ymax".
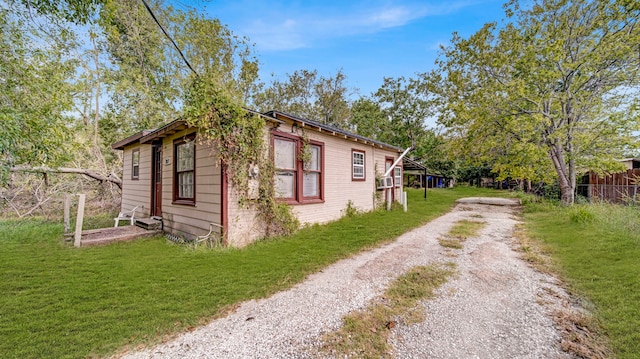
[
  {"xmin": 0, "ymin": 9, "xmax": 77, "ymax": 180},
  {"xmin": 370, "ymin": 76, "xmax": 436, "ymax": 157},
  {"xmin": 98, "ymin": 0, "xmax": 184, "ymax": 143},
  {"xmin": 253, "ymin": 69, "xmax": 353, "ymax": 127},
  {"xmin": 436, "ymin": 0, "xmax": 640, "ymax": 204},
  {"xmin": 349, "ymin": 97, "xmax": 389, "ymax": 140}
]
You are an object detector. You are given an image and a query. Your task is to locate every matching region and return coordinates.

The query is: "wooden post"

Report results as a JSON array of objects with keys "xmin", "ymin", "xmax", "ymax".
[
  {"xmin": 74, "ymin": 194, "xmax": 86, "ymax": 248},
  {"xmin": 63, "ymin": 194, "xmax": 71, "ymax": 234}
]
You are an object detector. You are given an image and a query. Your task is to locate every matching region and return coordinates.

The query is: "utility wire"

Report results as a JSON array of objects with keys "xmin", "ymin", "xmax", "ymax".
[{"xmin": 140, "ymin": 0, "xmax": 198, "ymax": 76}]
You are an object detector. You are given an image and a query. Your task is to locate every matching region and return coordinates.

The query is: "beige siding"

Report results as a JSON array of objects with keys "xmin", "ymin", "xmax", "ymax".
[
  {"xmin": 120, "ymin": 144, "xmax": 152, "ymax": 217},
  {"xmin": 279, "ymin": 123, "xmax": 400, "ymax": 225},
  {"xmin": 119, "ymin": 122, "xmax": 402, "ymax": 247},
  {"xmin": 159, "ymin": 131, "xmax": 223, "ymax": 240}
]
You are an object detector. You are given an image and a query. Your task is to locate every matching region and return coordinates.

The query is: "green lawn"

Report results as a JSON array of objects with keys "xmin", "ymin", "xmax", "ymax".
[
  {"xmin": 524, "ymin": 201, "xmax": 640, "ymax": 358},
  {"xmin": 0, "ymin": 187, "xmax": 505, "ymax": 358}
]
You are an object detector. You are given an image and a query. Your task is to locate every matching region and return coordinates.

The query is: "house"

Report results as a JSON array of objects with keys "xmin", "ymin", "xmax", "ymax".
[{"xmin": 111, "ymin": 110, "xmax": 405, "ymax": 247}]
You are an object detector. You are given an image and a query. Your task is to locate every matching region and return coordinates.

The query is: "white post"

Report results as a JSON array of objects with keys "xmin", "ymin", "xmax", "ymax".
[
  {"xmin": 63, "ymin": 194, "xmax": 71, "ymax": 234},
  {"xmin": 386, "ymin": 189, "xmax": 391, "ymax": 211},
  {"xmin": 403, "ymin": 191, "xmax": 408, "ymax": 212},
  {"xmin": 74, "ymin": 194, "xmax": 86, "ymax": 248}
]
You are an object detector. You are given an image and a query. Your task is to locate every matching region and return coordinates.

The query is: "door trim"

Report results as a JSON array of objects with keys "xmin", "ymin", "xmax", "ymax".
[{"xmin": 151, "ymin": 143, "xmax": 163, "ymax": 217}]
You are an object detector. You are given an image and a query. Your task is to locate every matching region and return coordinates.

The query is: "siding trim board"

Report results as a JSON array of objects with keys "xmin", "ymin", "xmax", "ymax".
[{"xmin": 221, "ymin": 165, "xmax": 229, "ymax": 245}]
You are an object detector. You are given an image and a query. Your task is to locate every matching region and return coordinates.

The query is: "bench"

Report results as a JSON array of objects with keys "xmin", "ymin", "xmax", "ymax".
[{"xmin": 113, "ymin": 206, "xmax": 139, "ymax": 227}]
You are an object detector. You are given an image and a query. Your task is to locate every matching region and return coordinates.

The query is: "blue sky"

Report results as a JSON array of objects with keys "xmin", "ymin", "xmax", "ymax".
[{"xmin": 176, "ymin": 0, "xmax": 507, "ymax": 97}]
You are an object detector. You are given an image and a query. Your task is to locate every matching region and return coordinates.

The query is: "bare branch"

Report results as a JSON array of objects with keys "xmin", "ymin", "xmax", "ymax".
[{"xmin": 9, "ymin": 166, "xmax": 122, "ymax": 189}]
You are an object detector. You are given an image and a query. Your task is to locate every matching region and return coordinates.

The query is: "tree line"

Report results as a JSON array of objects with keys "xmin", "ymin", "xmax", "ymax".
[{"xmin": 1, "ymin": 0, "xmax": 638, "ymax": 216}]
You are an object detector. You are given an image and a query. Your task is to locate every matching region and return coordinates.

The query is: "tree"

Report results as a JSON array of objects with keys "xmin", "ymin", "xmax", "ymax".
[
  {"xmin": 253, "ymin": 69, "xmax": 353, "ymax": 127},
  {"xmin": 0, "ymin": 9, "xmax": 77, "ymax": 179},
  {"xmin": 370, "ymin": 76, "xmax": 436, "ymax": 158},
  {"xmin": 349, "ymin": 97, "xmax": 389, "ymax": 140},
  {"xmin": 98, "ymin": 0, "xmax": 182, "ymax": 137},
  {"xmin": 436, "ymin": 0, "xmax": 640, "ymax": 204},
  {"xmin": 1, "ymin": 0, "xmax": 263, "ymax": 217}
]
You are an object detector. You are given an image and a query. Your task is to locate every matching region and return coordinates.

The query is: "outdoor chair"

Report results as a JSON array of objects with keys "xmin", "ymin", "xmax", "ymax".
[
  {"xmin": 195, "ymin": 223, "xmax": 224, "ymax": 247},
  {"xmin": 113, "ymin": 206, "xmax": 139, "ymax": 227}
]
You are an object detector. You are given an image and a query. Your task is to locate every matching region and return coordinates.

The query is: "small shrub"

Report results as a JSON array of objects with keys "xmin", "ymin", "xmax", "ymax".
[
  {"xmin": 568, "ymin": 206, "xmax": 595, "ymax": 224},
  {"xmin": 342, "ymin": 200, "xmax": 360, "ymax": 218}
]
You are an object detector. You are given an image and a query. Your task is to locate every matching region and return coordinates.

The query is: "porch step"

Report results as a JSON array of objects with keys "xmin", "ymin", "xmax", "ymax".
[
  {"xmin": 135, "ymin": 217, "xmax": 162, "ymax": 230},
  {"xmin": 79, "ymin": 226, "xmax": 161, "ymax": 247}
]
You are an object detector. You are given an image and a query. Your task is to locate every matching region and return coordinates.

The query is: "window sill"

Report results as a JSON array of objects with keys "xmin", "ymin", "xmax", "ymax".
[
  {"xmin": 172, "ymin": 199, "xmax": 196, "ymax": 206},
  {"xmin": 277, "ymin": 198, "xmax": 325, "ymax": 205},
  {"xmin": 351, "ymin": 178, "xmax": 366, "ymax": 182}
]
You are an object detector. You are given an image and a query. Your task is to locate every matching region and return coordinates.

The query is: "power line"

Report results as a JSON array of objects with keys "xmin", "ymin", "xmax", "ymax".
[{"xmin": 140, "ymin": 0, "xmax": 198, "ymax": 76}]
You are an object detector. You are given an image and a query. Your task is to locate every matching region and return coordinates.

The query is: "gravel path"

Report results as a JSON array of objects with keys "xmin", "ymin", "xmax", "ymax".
[{"xmin": 121, "ymin": 198, "xmax": 571, "ymax": 359}]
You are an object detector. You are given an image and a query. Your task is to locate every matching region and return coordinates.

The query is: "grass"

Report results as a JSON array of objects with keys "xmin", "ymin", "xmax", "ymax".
[
  {"xmin": 318, "ymin": 263, "xmax": 456, "ymax": 358},
  {"xmin": 0, "ymin": 187, "xmax": 506, "ymax": 358},
  {"xmin": 438, "ymin": 219, "xmax": 486, "ymax": 249},
  {"xmin": 523, "ymin": 201, "xmax": 640, "ymax": 358}
]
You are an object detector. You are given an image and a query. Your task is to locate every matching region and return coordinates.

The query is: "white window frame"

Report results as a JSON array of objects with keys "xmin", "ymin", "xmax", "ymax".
[{"xmin": 352, "ymin": 150, "xmax": 365, "ymax": 180}]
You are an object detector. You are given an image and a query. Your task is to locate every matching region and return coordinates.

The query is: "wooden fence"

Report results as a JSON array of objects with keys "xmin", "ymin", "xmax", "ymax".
[{"xmin": 578, "ymin": 169, "xmax": 640, "ymax": 204}]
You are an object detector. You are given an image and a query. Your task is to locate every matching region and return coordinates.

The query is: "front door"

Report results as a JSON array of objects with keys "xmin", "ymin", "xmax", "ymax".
[{"xmin": 151, "ymin": 144, "xmax": 162, "ymax": 217}]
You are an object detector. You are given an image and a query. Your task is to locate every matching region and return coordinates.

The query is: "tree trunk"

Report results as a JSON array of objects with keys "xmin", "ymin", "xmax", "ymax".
[{"xmin": 548, "ymin": 143, "xmax": 574, "ymax": 204}]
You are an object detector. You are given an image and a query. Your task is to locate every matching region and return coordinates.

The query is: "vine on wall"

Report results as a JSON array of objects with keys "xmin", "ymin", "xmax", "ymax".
[
  {"xmin": 184, "ymin": 79, "xmax": 298, "ymax": 238},
  {"xmin": 299, "ymin": 129, "xmax": 312, "ymax": 172}
]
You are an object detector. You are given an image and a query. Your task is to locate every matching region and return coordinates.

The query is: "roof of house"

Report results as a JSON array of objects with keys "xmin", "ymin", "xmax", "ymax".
[
  {"xmin": 265, "ymin": 110, "xmax": 403, "ymax": 152},
  {"xmin": 111, "ymin": 129, "xmax": 155, "ymax": 150},
  {"xmin": 110, "ymin": 109, "xmax": 283, "ymax": 150},
  {"xmin": 111, "ymin": 108, "xmax": 403, "ymax": 152}
]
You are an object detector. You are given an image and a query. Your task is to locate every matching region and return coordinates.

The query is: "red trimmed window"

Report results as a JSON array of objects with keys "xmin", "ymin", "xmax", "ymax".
[
  {"xmin": 273, "ymin": 132, "xmax": 324, "ymax": 204},
  {"xmin": 173, "ymin": 135, "xmax": 196, "ymax": 204},
  {"xmin": 352, "ymin": 150, "xmax": 365, "ymax": 181}
]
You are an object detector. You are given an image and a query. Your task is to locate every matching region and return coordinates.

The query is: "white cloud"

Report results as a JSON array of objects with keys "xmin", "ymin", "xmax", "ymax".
[{"xmin": 240, "ymin": 1, "xmax": 483, "ymax": 51}]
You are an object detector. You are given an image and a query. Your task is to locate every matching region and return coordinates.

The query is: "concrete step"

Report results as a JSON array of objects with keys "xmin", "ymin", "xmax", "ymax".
[{"xmin": 135, "ymin": 217, "xmax": 162, "ymax": 230}]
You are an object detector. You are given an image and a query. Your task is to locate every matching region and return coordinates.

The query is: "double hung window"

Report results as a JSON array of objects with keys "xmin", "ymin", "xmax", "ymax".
[
  {"xmin": 273, "ymin": 132, "xmax": 323, "ymax": 204},
  {"xmin": 131, "ymin": 149, "xmax": 140, "ymax": 180},
  {"xmin": 174, "ymin": 135, "xmax": 196, "ymax": 204},
  {"xmin": 352, "ymin": 150, "xmax": 365, "ymax": 180}
]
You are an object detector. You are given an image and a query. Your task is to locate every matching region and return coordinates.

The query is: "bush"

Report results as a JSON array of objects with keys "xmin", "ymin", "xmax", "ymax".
[{"xmin": 569, "ymin": 205, "xmax": 595, "ymax": 224}]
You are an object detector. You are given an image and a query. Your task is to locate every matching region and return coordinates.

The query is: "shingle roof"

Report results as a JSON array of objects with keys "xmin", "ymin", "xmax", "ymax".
[{"xmin": 264, "ymin": 110, "xmax": 403, "ymax": 152}]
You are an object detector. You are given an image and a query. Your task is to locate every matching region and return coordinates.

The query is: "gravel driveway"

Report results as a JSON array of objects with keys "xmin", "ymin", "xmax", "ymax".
[{"xmin": 121, "ymin": 198, "xmax": 572, "ymax": 359}]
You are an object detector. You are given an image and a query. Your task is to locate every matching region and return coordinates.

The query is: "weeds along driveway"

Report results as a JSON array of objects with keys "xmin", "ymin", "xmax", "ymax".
[{"xmin": 120, "ymin": 198, "xmax": 571, "ymax": 359}]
